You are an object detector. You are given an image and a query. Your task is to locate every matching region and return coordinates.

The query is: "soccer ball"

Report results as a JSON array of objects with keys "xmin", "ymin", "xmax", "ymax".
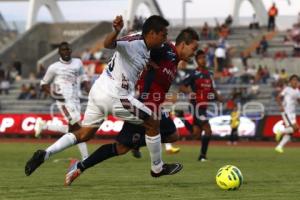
[{"xmin": 216, "ymin": 165, "xmax": 243, "ymax": 190}]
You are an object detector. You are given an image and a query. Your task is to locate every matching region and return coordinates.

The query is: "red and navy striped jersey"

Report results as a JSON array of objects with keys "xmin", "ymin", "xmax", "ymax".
[
  {"xmin": 182, "ymin": 67, "xmax": 215, "ymax": 108},
  {"xmin": 136, "ymin": 42, "xmax": 179, "ymax": 111}
]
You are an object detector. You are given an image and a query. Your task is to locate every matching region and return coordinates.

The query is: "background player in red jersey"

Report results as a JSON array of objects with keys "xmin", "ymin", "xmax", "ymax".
[
  {"xmin": 180, "ymin": 49, "xmax": 223, "ymax": 162},
  {"xmin": 64, "ymin": 28, "xmax": 199, "ymax": 186}
]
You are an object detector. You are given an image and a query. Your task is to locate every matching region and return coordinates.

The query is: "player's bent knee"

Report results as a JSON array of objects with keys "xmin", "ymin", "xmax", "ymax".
[
  {"xmin": 74, "ymin": 127, "xmax": 97, "ymax": 142},
  {"xmin": 143, "ymin": 117, "xmax": 160, "ymax": 136},
  {"xmin": 116, "ymin": 143, "xmax": 130, "ymax": 155}
]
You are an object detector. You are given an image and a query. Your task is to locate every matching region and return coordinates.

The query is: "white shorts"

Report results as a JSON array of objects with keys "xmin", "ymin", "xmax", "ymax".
[
  {"xmin": 281, "ymin": 112, "xmax": 296, "ymax": 126},
  {"xmin": 82, "ymin": 84, "xmax": 152, "ymax": 127},
  {"xmin": 56, "ymin": 100, "xmax": 81, "ymax": 125}
]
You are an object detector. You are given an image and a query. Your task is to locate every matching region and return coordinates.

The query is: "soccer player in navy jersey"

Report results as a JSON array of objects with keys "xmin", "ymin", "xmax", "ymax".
[{"xmin": 180, "ymin": 49, "xmax": 223, "ymax": 162}]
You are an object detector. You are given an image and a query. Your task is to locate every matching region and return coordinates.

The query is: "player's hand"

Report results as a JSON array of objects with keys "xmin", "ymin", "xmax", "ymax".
[{"xmin": 113, "ymin": 15, "xmax": 124, "ymax": 33}]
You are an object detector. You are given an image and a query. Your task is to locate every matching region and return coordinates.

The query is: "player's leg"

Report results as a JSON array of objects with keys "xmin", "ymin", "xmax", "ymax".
[
  {"xmin": 65, "ymin": 123, "xmax": 144, "ymax": 186},
  {"xmin": 59, "ymin": 101, "xmax": 89, "ymax": 160},
  {"xmin": 229, "ymin": 128, "xmax": 238, "ymax": 145},
  {"xmin": 116, "ymin": 96, "xmax": 182, "ymax": 177},
  {"xmin": 25, "ymin": 87, "xmax": 107, "ymax": 176},
  {"xmin": 275, "ymin": 113, "xmax": 297, "ymax": 153},
  {"xmin": 34, "ymin": 117, "xmax": 69, "ymax": 138},
  {"xmin": 198, "ymin": 122, "xmax": 211, "ymax": 161},
  {"xmin": 34, "ymin": 102, "xmax": 70, "ymax": 138}
]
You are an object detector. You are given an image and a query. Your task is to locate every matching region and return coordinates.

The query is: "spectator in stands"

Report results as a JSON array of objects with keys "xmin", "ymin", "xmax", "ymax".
[
  {"xmin": 218, "ymin": 24, "xmax": 230, "ymax": 39},
  {"xmin": 240, "ymin": 65, "xmax": 256, "ymax": 84},
  {"xmin": 7, "ymin": 65, "xmax": 19, "ymax": 82},
  {"xmin": 225, "ymin": 15, "xmax": 233, "ymax": 27},
  {"xmin": 240, "ymin": 52, "xmax": 249, "ymax": 67},
  {"xmin": 279, "ymin": 69, "xmax": 289, "ymax": 83},
  {"xmin": 227, "ymin": 64, "xmax": 239, "ymax": 84},
  {"xmin": 249, "ymin": 14, "xmax": 260, "ymax": 29},
  {"xmin": 28, "ymin": 84, "xmax": 37, "ymax": 99},
  {"xmin": 0, "ymin": 76, "xmax": 10, "ymax": 95},
  {"xmin": 206, "ymin": 43, "xmax": 216, "ymax": 69},
  {"xmin": 293, "ymin": 38, "xmax": 300, "ymax": 57},
  {"xmin": 268, "ymin": 3, "xmax": 278, "ymax": 31},
  {"xmin": 274, "ymin": 51, "xmax": 288, "ymax": 60},
  {"xmin": 200, "ymin": 22, "xmax": 210, "ymax": 39},
  {"xmin": 81, "ymin": 49, "xmax": 92, "ymax": 61},
  {"xmin": 214, "ymin": 44, "xmax": 226, "ymax": 76},
  {"xmin": 256, "ymin": 36, "xmax": 268, "ymax": 56},
  {"xmin": 18, "ymin": 84, "xmax": 29, "ymax": 99},
  {"xmin": 13, "ymin": 61, "xmax": 22, "ymax": 76},
  {"xmin": 255, "ymin": 65, "xmax": 264, "ymax": 83},
  {"xmin": 263, "ymin": 66, "xmax": 270, "ymax": 83},
  {"xmin": 272, "ymin": 68, "xmax": 280, "ymax": 82}
]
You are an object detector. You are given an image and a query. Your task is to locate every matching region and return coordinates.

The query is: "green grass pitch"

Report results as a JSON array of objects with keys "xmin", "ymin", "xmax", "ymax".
[{"xmin": 1, "ymin": 142, "xmax": 300, "ymax": 200}]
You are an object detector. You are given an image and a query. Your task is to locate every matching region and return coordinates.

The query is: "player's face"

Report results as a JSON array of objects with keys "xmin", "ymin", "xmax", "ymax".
[
  {"xmin": 196, "ymin": 53, "xmax": 206, "ymax": 67},
  {"xmin": 59, "ymin": 44, "xmax": 72, "ymax": 62},
  {"xmin": 181, "ymin": 40, "xmax": 198, "ymax": 61},
  {"xmin": 290, "ymin": 77, "xmax": 299, "ymax": 88},
  {"xmin": 149, "ymin": 28, "xmax": 168, "ymax": 49}
]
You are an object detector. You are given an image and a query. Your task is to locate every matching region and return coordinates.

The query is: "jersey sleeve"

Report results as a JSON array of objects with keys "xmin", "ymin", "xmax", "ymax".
[
  {"xmin": 115, "ymin": 39, "xmax": 131, "ymax": 54},
  {"xmin": 40, "ymin": 65, "xmax": 55, "ymax": 85},
  {"xmin": 280, "ymin": 87, "xmax": 287, "ymax": 97}
]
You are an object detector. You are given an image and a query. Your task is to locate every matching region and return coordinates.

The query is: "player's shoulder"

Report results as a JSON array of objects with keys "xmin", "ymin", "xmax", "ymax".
[
  {"xmin": 118, "ymin": 33, "xmax": 143, "ymax": 42},
  {"xmin": 48, "ymin": 61, "xmax": 60, "ymax": 70},
  {"xmin": 72, "ymin": 58, "xmax": 83, "ymax": 65}
]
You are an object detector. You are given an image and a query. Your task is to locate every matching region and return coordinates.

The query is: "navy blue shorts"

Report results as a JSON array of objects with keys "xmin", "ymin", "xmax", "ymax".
[
  {"xmin": 194, "ymin": 107, "xmax": 209, "ymax": 127},
  {"xmin": 116, "ymin": 112, "xmax": 176, "ymax": 149}
]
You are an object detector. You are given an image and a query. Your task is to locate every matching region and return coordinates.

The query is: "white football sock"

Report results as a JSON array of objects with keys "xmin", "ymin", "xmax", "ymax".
[
  {"xmin": 282, "ymin": 127, "xmax": 294, "ymax": 134},
  {"xmin": 145, "ymin": 134, "xmax": 163, "ymax": 173},
  {"xmin": 77, "ymin": 142, "xmax": 89, "ymax": 160},
  {"xmin": 45, "ymin": 124, "xmax": 68, "ymax": 134},
  {"xmin": 277, "ymin": 134, "xmax": 291, "ymax": 149},
  {"xmin": 165, "ymin": 143, "xmax": 172, "ymax": 150},
  {"xmin": 44, "ymin": 133, "xmax": 77, "ymax": 160}
]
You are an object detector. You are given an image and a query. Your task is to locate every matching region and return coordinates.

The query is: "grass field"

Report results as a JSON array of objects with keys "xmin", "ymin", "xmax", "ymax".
[{"xmin": 1, "ymin": 141, "xmax": 300, "ymax": 200}]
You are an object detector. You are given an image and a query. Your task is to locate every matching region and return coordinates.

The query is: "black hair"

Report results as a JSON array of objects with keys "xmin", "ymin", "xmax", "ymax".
[
  {"xmin": 289, "ymin": 74, "xmax": 299, "ymax": 82},
  {"xmin": 142, "ymin": 15, "xmax": 169, "ymax": 35},
  {"xmin": 175, "ymin": 27, "xmax": 199, "ymax": 46},
  {"xmin": 59, "ymin": 41, "xmax": 70, "ymax": 50},
  {"xmin": 194, "ymin": 49, "xmax": 205, "ymax": 60}
]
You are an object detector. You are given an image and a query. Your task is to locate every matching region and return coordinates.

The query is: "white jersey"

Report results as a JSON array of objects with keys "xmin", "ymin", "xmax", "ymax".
[
  {"xmin": 95, "ymin": 34, "xmax": 150, "ymax": 97},
  {"xmin": 281, "ymin": 86, "xmax": 300, "ymax": 114},
  {"xmin": 41, "ymin": 58, "xmax": 86, "ymax": 100}
]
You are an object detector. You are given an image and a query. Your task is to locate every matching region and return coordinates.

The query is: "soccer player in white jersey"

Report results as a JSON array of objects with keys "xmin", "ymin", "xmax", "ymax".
[
  {"xmin": 275, "ymin": 74, "xmax": 300, "ymax": 153},
  {"xmin": 34, "ymin": 42, "xmax": 89, "ymax": 160},
  {"xmin": 25, "ymin": 15, "xmax": 182, "ymax": 178}
]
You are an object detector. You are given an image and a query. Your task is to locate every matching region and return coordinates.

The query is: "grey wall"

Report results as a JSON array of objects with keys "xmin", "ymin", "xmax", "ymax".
[{"xmin": 0, "ymin": 22, "xmax": 95, "ymax": 77}]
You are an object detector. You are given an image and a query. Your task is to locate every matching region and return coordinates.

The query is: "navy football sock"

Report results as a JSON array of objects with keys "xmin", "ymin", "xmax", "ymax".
[
  {"xmin": 78, "ymin": 143, "xmax": 118, "ymax": 172},
  {"xmin": 200, "ymin": 135, "xmax": 211, "ymax": 158}
]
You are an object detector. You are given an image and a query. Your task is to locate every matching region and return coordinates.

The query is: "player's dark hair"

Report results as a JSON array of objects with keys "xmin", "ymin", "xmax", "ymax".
[
  {"xmin": 289, "ymin": 74, "xmax": 299, "ymax": 81},
  {"xmin": 195, "ymin": 49, "xmax": 205, "ymax": 60},
  {"xmin": 175, "ymin": 27, "xmax": 199, "ymax": 46},
  {"xmin": 59, "ymin": 41, "xmax": 70, "ymax": 50},
  {"xmin": 142, "ymin": 15, "xmax": 169, "ymax": 35}
]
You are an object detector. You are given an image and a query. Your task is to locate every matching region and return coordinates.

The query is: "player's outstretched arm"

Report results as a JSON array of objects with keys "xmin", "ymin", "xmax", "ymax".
[
  {"xmin": 276, "ymin": 93, "xmax": 284, "ymax": 112},
  {"xmin": 104, "ymin": 15, "xmax": 124, "ymax": 49}
]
